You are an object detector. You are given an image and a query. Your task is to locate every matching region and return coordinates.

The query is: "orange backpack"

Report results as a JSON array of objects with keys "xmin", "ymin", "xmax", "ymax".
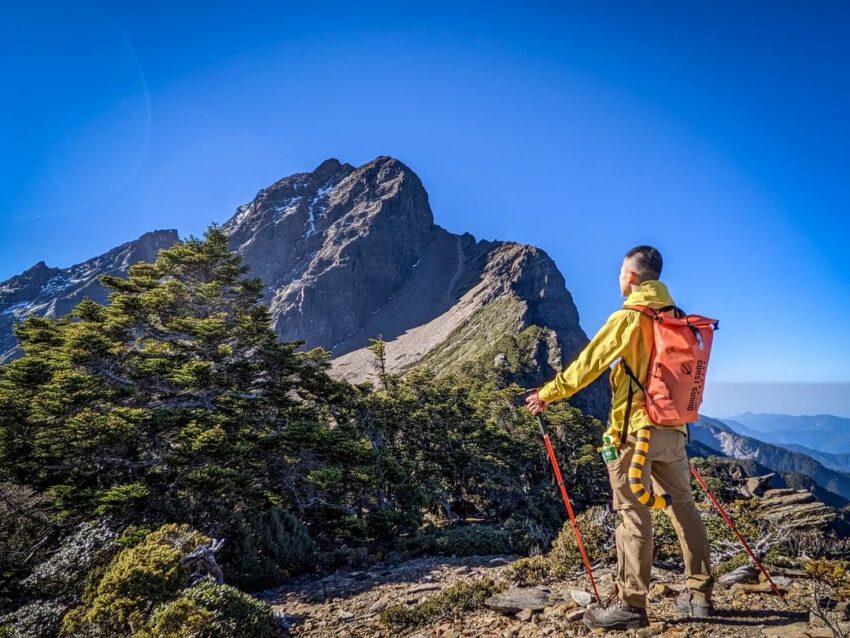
[{"xmin": 620, "ymin": 305, "xmax": 719, "ymax": 442}]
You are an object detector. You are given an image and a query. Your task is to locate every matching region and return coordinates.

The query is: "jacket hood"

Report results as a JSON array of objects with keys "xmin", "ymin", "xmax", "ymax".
[{"xmin": 622, "ymin": 280, "xmax": 675, "ymax": 309}]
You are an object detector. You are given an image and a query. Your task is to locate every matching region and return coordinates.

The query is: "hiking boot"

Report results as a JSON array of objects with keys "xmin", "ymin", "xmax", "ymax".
[
  {"xmin": 675, "ymin": 590, "xmax": 713, "ymax": 618},
  {"xmin": 583, "ymin": 600, "xmax": 649, "ymax": 630}
]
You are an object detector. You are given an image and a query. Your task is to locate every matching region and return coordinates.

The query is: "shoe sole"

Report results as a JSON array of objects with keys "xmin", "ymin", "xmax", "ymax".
[{"xmin": 583, "ymin": 617, "xmax": 649, "ymax": 630}]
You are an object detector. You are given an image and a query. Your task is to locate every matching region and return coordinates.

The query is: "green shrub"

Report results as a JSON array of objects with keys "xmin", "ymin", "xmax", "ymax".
[
  {"xmin": 116, "ymin": 526, "xmax": 154, "ymax": 550},
  {"xmin": 500, "ymin": 507, "xmax": 617, "ymax": 586},
  {"xmin": 134, "ymin": 598, "xmax": 213, "ymax": 638},
  {"xmin": 61, "ymin": 524, "xmax": 210, "ymax": 637},
  {"xmin": 433, "ymin": 524, "xmax": 513, "ymax": 557},
  {"xmin": 548, "ymin": 507, "xmax": 615, "ymax": 578},
  {"xmin": 223, "ymin": 507, "xmax": 316, "ymax": 590},
  {"xmin": 502, "ymin": 555, "xmax": 553, "ymax": 586},
  {"xmin": 714, "ymin": 552, "xmax": 749, "ymax": 577},
  {"xmin": 94, "ymin": 483, "xmax": 150, "ymax": 516},
  {"xmin": 328, "ymin": 544, "xmax": 370, "ymax": 570},
  {"xmin": 379, "ymin": 578, "xmax": 501, "ymax": 631},
  {"xmin": 501, "ymin": 515, "xmax": 545, "ymax": 555},
  {"xmin": 138, "ymin": 581, "xmax": 280, "ymax": 638}
]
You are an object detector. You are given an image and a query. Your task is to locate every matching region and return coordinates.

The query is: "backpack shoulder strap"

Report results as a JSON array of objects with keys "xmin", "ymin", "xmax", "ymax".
[
  {"xmin": 621, "ymin": 359, "xmax": 647, "ymax": 394},
  {"xmin": 624, "ymin": 304, "xmax": 686, "ymax": 319},
  {"xmin": 623, "ymin": 304, "xmax": 656, "ymax": 318}
]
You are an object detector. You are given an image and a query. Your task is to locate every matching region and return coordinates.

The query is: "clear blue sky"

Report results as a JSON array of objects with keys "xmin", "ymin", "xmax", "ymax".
[{"xmin": 2, "ymin": 1, "xmax": 849, "ymax": 401}]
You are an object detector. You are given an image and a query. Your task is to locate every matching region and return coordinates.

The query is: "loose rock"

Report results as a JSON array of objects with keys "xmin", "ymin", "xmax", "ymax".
[
  {"xmin": 570, "ymin": 590, "xmax": 593, "ymax": 607},
  {"xmin": 485, "ymin": 587, "xmax": 557, "ymax": 614}
]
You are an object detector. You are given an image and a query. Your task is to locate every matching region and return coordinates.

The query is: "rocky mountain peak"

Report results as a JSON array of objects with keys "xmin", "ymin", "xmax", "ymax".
[{"xmin": 1, "ymin": 158, "xmax": 609, "ymax": 418}]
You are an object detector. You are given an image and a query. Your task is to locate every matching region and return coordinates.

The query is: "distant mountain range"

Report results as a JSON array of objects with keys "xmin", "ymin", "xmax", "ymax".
[
  {"xmin": 777, "ymin": 444, "xmax": 850, "ymax": 474},
  {"xmin": 692, "ymin": 415, "xmax": 850, "ymax": 506},
  {"xmin": 0, "ymin": 156, "xmax": 609, "ymax": 419},
  {"xmin": 723, "ymin": 413, "xmax": 850, "ymax": 455}
]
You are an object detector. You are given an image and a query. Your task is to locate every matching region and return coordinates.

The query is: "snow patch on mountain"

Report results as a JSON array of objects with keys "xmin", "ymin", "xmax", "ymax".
[{"xmin": 272, "ymin": 196, "xmax": 303, "ymax": 221}]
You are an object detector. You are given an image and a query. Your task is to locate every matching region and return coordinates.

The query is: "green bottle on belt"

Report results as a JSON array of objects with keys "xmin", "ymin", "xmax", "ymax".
[{"xmin": 600, "ymin": 435, "xmax": 618, "ymax": 463}]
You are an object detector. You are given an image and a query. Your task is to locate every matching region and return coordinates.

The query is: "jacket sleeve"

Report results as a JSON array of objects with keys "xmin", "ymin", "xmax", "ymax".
[{"xmin": 537, "ymin": 309, "xmax": 639, "ymax": 404}]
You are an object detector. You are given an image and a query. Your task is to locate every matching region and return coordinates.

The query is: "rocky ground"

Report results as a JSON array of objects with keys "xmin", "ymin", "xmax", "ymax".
[{"xmin": 260, "ymin": 554, "xmax": 844, "ymax": 638}]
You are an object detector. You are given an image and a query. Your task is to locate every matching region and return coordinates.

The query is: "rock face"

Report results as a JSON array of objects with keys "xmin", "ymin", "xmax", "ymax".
[
  {"xmin": 757, "ymin": 488, "xmax": 836, "ymax": 530},
  {"xmin": 0, "ymin": 229, "xmax": 179, "ymax": 363},
  {"xmin": 0, "ymin": 157, "xmax": 610, "ymax": 418},
  {"xmin": 222, "ymin": 156, "xmax": 609, "ymax": 417}
]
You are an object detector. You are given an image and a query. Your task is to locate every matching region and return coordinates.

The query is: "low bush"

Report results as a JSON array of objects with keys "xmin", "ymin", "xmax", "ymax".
[
  {"xmin": 713, "ymin": 552, "xmax": 749, "ymax": 577},
  {"xmin": 24, "ymin": 521, "xmax": 118, "ymax": 602},
  {"xmin": 433, "ymin": 524, "xmax": 514, "ymax": 557},
  {"xmin": 60, "ymin": 524, "xmax": 210, "ymax": 637},
  {"xmin": 137, "ymin": 581, "xmax": 280, "ymax": 638},
  {"xmin": 502, "ymin": 507, "xmax": 616, "ymax": 586},
  {"xmin": 222, "ymin": 507, "xmax": 316, "ymax": 590},
  {"xmin": 548, "ymin": 507, "xmax": 616, "ymax": 578},
  {"xmin": 502, "ymin": 555, "xmax": 552, "ymax": 586},
  {"xmin": 379, "ymin": 578, "xmax": 500, "ymax": 631}
]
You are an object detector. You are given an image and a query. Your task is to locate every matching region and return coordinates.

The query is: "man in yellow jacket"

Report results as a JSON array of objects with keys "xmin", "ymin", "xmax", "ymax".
[{"xmin": 525, "ymin": 245, "xmax": 713, "ymax": 630}]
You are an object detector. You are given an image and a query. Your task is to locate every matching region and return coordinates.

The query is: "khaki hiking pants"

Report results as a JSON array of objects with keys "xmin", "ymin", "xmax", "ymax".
[{"xmin": 606, "ymin": 426, "xmax": 713, "ymax": 608}]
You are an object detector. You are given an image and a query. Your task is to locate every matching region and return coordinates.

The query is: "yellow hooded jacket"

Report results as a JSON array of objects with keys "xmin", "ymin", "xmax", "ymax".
[{"xmin": 537, "ymin": 280, "xmax": 687, "ymax": 442}]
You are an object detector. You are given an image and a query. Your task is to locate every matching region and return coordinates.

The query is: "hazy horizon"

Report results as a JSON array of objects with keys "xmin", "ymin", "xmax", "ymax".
[{"xmin": 701, "ymin": 382, "xmax": 850, "ymax": 420}]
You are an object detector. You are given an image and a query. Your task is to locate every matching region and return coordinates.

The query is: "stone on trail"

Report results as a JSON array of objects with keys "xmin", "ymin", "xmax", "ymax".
[
  {"xmin": 570, "ymin": 590, "xmax": 593, "ymax": 607},
  {"xmin": 485, "ymin": 586, "xmax": 560, "ymax": 614},
  {"xmin": 649, "ymin": 583, "xmax": 676, "ymax": 599},
  {"xmin": 408, "ymin": 582, "xmax": 442, "ymax": 594},
  {"xmin": 731, "ymin": 580, "xmax": 783, "ymax": 595},
  {"xmin": 565, "ymin": 607, "xmax": 587, "ymax": 622},
  {"xmin": 761, "ymin": 623, "xmax": 813, "ymax": 638},
  {"xmin": 368, "ymin": 594, "xmax": 391, "ymax": 613},
  {"xmin": 516, "ymin": 608, "xmax": 534, "ymax": 622},
  {"xmin": 718, "ymin": 564, "xmax": 761, "ymax": 587}
]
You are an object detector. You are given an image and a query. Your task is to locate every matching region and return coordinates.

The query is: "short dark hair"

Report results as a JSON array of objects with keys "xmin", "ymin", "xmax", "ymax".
[{"xmin": 624, "ymin": 245, "xmax": 663, "ymax": 282}]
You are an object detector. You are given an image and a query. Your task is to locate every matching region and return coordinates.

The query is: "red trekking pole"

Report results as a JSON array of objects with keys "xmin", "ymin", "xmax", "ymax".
[
  {"xmin": 535, "ymin": 413, "xmax": 602, "ymax": 604},
  {"xmin": 689, "ymin": 464, "xmax": 783, "ymax": 597}
]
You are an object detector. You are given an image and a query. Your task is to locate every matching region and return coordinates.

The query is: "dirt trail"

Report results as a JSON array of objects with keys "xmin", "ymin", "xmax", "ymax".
[{"xmin": 260, "ymin": 555, "xmax": 831, "ymax": 638}]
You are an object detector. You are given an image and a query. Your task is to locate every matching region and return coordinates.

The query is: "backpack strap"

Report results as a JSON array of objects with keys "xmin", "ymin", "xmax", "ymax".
[
  {"xmin": 621, "ymin": 371, "xmax": 635, "ymax": 447},
  {"xmin": 621, "ymin": 360, "xmax": 648, "ymax": 395},
  {"xmin": 619, "ymin": 360, "xmax": 648, "ymax": 447},
  {"xmin": 624, "ymin": 304, "xmax": 686, "ymax": 320}
]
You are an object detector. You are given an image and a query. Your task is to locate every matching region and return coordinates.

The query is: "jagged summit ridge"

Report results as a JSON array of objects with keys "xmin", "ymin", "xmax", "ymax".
[
  {"xmin": 0, "ymin": 157, "xmax": 609, "ymax": 418},
  {"xmin": 219, "ymin": 155, "xmax": 606, "ymax": 416}
]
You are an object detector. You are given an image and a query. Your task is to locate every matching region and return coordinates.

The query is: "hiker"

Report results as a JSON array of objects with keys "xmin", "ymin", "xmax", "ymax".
[{"xmin": 525, "ymin": 245, "xmax": 714, "ymax": 630}]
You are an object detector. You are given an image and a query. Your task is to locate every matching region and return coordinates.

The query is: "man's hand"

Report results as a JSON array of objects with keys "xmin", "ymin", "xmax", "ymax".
[{"xmin": 525, "ymin": 391, "xmax": 547, "ymax": 416}]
